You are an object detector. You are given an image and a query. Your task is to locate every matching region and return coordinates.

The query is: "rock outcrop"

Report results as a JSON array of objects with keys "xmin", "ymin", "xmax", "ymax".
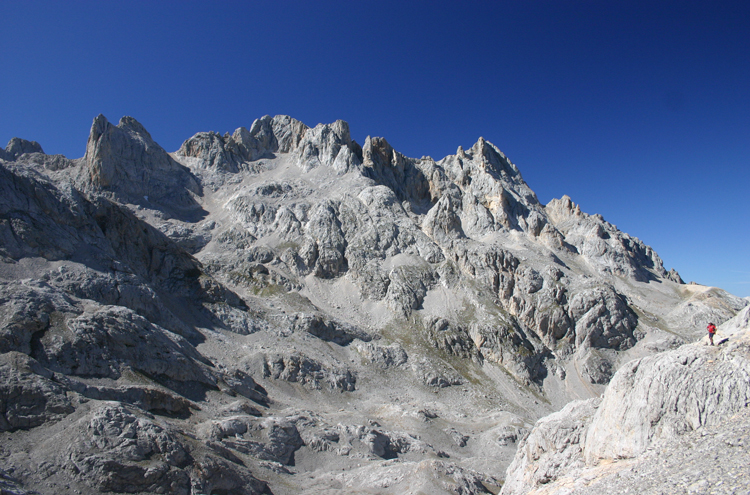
[
  {"xmin": 501, "ymin": 307, "xmax": 750, "ymax": 494},
  {"xmin": 4, "ymin": 138, "xmax": 44, "ymax": 159},
  {"xmin": 546, "ymin": 195, "xmax": 671, "ymax": 282},
  {"xmin": 77, "ymin": 115, "xmax": 202, "ymax": 216}
]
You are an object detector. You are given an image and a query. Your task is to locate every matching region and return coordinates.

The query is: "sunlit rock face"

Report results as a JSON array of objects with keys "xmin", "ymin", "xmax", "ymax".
[
  {"xmin": 501, "ymin": 306, "xmax": 750, "ymax": 495},
  {"xmin": 0, "ymin": 114, "xmax": 745, "ymax": 495}
]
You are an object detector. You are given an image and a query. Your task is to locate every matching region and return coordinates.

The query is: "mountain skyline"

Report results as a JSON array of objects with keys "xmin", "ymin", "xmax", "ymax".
[
  {"xmin": 1, "ymin": 0, "xmax": 748, "ymax": 296},
  {"xmin": 2, "ymin": 99, "xmax": 746, "ymax": 494}
]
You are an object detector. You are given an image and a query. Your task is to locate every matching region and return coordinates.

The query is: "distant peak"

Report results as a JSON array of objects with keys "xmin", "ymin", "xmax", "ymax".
[
  {"xmin": 117, "ymin": 116, "xmax": 152, "ymax": 139},
  {"xmin": 546, "ymin": 195, "xmax": 582, "ymax": 218},
  {"xmin": 5, "ymin": 137, "xmax": 44, "ymax": 158},
  {"xmin": 464, "ymin": 136, "xmax": 519, "ymax": 178},
  {"xmin": 469, "ymin": 136, "xmax": 500, "ymax": 158},
  {"xmin": 89, "ymin": 114, "xmax": 111, "ymax": 142}
]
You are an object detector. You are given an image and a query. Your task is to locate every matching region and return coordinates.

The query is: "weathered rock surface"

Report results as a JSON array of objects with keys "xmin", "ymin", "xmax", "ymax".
[
  {"xmin": 354, "ymin": 340, "xmax": 408, "ymax": 368},
  {"xmin": 77, "ymin": 115, "xmax": 203, "ymax": 217},
  {"xmin": 1, "ymin": 113, "xmax": 745, "ymax": 494},
  {"xmin": 501, "ymin": 308, "xmax": 750, "ymax": 494},
  {"xmin": 0, "ymin": 352, "xmax": 74, "ymax": 431},
  {"xmin": 262, "ymin": 352, "xmax": 356, "ymax": 392},
  {"xmin": 560, "ymin": 407, "xmax": 750, "ymax": 495},
  {"xmin": 300, "ymin": 459, "xmax": 501, "ymax": 495},
  {"xmin": 66, "ymin": 404, "xmax": 192, "ymax": 493},
  {"xmin": 546, "ymin": 195, "xmax": 670, "ymax": 282},
  {"xmin": 5, "ymin": 138, "xmax": 44, "ymax": 159},
  {"xmin": 501, "ymin": 398, "xmax": 601, "ymax": 494}
]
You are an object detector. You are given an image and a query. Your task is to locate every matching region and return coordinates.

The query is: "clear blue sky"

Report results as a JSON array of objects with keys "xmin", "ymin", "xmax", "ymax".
[{"xmin": 1, "ymin": 1, "xmax": 748, "ymax": 297}]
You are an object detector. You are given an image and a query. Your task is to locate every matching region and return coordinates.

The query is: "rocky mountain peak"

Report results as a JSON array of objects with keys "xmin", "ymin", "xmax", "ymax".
[
  {"xmin": 469, "ymin": 136, "xmax": 522, "ymax": 179},
  {"xmin": 4, "ymin": 137, "xmax": 44, "ymax": 159},
  {"xmin": 176, "ymin": 115, "xmax": 364, "ymax": 176},
  {"xmin": 1, "ymin": 136, "xmax": 74, "ymax": 172},
  {"xmin": 544, "ymin": 194, "xmax": 671, "ymax": 282},
  {"xmin": 178, "ymin": 130, "xmax": 243, "ymax": 173},
  {"xmin": 116, "ymin": 115, "xmax": 153, "ymax": 138},
  {"xmin": 361, "ymin": 135, "xmax": 433, "ymax": 205},
  {"xmin": 290, "ymin": 119, "xmax": 362, "ymax": 173},
  {"xmin": 234, "ymin": 115, "xmax": 277, "ymax": 160},
  {"xmin": 546, "ymin": 194, "xmax": 583, "ymax": 221},
  {"xmin": 79, "ymin": 114, "xmax": 201, "ymax": 213},
  {"xmin": 269, "ymin": 114, "xmax": 309, "ymax": 153}
]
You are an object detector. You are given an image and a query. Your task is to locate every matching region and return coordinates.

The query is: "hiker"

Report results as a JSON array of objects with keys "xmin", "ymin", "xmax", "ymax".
[{"xmin": 707, "ymin": 322, "xmax": 717, "ymax": 345}]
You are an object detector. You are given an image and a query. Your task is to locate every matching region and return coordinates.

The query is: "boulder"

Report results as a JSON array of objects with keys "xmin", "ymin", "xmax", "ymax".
[
  {"xmin": 263, "ymin": 352, "xmax": 356, "ymax": 392},
  {"xmin": 0, "ymin": 352, "xmax": 74, "ymax": 431}
]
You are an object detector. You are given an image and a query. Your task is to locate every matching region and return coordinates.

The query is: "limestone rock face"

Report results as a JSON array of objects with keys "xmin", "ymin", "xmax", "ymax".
[
  {"xmin": 176, "ymin": 115, "xmax": 362, "ymax": 177},
  {"xmin": 178, "ymin": 130, "xmax": 245, "ymax": 173},
  {"xmin": 362, "ymin": 136, "xmax": 436, "ymax": 205},
  {"xmin": 720, "ymin": 304, "xmax": 750, "ymax": 338},
  {"xmin": 176, "ymin": 115, "xmax": 285, "ymax": 173},
  {"xmin": 0, "ymin": 113, "xmax": 745, "ymax": 495},
  {"xmin": 270, "ymin": 114, "xmax": 309, "ymax": 153},
  {"xmin": 57, "ymin": 404, "xmax": 267, "ymax": 495},
  {"xmin": 583, "ymin": 333, "xmax": 750, "ymax": 463},
  {"xmin": 501, "ymin": 398, "xmax": 600, "ymax": 494},
  {"xmin": 567, "ymin": 286, "xmax": 637, "ymax": 350},
  {"xmin": 0, "ymin": 160, "xmax": 103, "ymax": 261},
  {"xmin": 546, "ymin": 195, "xmax": 669, "ymax": 282},
  {"xmin": 666, "ymin": 267, "xmax": 684, "ymax": 283},
  {"xmin": 0, "ymin": 352, "xmax": 75, "ymax": 431},
  {"xmin": 262, "ymin": 352, "xmax": 356, "ymax": 391},
  {"xmin": 290, "ymin": 120, "xmax": 362, "ymax": 173},
  {"xmin": 34, "ymin": 305, "xmax": 215, "ymax": 384},
  {"xmin": 67, "ymin": 404, "xmax": 192, "ymax": 493},
  {"xmin": 78, "ymin": 115, "xmax": 201, "ymax": 213},
  {"xmin": 354, "ymin": 341, "xmax": 408, "ymax": 368},
  {"xmin": 5, "ymin": 138, "xmax": 44, "ymax": 158},
  {"xmin": 501, "ymin": 309, "xmax": 750, "ymax": 494}
]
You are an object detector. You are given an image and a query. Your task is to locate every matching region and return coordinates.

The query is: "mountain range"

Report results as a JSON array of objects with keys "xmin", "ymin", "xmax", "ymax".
[{"xmin": 1, "ymin": 114, "xmax": 747, "ymax": 494}]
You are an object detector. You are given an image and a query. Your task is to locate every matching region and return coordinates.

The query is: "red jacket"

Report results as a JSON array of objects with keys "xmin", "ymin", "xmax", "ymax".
[{"xmin": 707, "ymin": 324, "xmax": 717, "ymax": 334}]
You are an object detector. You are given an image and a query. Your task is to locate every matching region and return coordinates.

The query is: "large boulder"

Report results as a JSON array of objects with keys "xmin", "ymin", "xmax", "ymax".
[{"xmin": 0, "ymin": 352, "xmax": 75, "ymax": 431}]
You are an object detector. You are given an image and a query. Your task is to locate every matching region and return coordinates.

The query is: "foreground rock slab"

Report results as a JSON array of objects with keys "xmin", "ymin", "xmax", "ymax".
[{"xmin": 502, "ymin": 306, "xmax": 750, "ymax": 495}]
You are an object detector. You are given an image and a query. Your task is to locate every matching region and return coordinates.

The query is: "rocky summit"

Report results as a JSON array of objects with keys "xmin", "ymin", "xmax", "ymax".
[{"xmin": 0, "ymin": 114, "xmax": 746, "ymax": 495}]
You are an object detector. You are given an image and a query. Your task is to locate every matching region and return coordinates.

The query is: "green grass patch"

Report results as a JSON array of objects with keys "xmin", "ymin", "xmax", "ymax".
[
  {"xmin": 251, "ymin": 283, "xmax": 286, "ymax": 297},
  {"xmin": 274, "ymin": 241, "xmax": 300, "ymax": 251}
]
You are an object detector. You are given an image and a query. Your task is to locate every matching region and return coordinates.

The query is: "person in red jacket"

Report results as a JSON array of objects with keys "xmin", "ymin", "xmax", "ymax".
[{"xmin": 707, "ymin": 322, "xmax": 717, "ymax": 346}]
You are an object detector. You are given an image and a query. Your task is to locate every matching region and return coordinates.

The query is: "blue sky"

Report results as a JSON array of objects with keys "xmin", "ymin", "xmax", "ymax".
[{"xmin": 1, "ymin": 1, "xmax": 748, "ymax": 297}]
